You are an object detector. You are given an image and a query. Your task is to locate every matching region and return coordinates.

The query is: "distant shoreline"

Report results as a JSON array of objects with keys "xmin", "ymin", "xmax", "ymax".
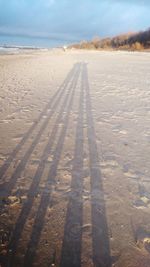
[
  {"xmin": 0, "ymin": 45, "xmax": 53, "ymax": 55},
  {"xmin": 0, "ymin": 45, "xmax": 69, "ymax": 55}
]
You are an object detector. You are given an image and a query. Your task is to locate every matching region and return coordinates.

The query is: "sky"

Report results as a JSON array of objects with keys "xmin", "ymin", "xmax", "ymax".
[{"xmin": 0, "ymin": 0, "xmax": 150, "ymax": 47}]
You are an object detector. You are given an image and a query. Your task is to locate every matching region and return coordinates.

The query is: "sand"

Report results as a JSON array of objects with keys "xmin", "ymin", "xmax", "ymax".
[{"xmin": 0, "ymin": 49, "xmax": 150, "ymax": 267}]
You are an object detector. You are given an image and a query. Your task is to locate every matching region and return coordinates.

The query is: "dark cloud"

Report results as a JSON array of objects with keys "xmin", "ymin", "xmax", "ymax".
[{"xmin": 0, "ymin": 0, "xmax": 150, "ymax": 45}]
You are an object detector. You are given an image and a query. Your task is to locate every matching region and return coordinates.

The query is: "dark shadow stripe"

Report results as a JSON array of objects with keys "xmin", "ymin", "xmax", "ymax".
[
  {"xmin": 83, "ymin": 64, "xmax": 111, "ymax": 267},
  {"xmin": 60, "ymin": 64, "xmax": 84, "ymax": 267},
  {"xmin": 0, "ymin": 64, "xmax": 77, "ymax": 180},
  {"xmin": 8, "ymin": 64, "xmax": 81, "ymax": 266},
  {"xmin": 23, "ymin": 64, "xmax": 81, "ymax": 267},
  {"xmin": 0, "ymin": 64, "xmax": 79, "ymax": 197}
]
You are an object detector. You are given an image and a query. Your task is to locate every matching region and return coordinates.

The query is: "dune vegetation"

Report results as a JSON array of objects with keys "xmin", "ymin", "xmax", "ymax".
[{"xmin": 69, "ymin": 28, "xmax": 150, "ymax": 51}]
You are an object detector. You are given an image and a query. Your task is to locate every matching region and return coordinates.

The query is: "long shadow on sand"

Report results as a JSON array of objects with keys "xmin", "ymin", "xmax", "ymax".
[
  {"xmin": 84, "ymin": 63, "xmax": 111, "ymax": 267},
  {"xmin": 60, "ymin": 63, "xmax": 111, "ymax": 267},
  {"xmin": 0, "ymin": 64, "xmax": 78, "ymax": 196},
  {"xmin": 4, "ymin": 62, "xmax": 111, "ymax": 267},
  {"xmin": 21, "ymin": 64, "xmax": 81, "ymax": 267},
  {"xmin": 7, "ymin": 64, "xmax": 81, "ymax": 266},
  {"xmin": 60, "ymin": 64, "xmax": 84, "ymax": 267}
]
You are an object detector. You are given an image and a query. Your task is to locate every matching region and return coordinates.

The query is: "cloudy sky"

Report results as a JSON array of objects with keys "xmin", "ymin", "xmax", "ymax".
[{"xmin": 0, "ymin": 0, "xmax": 150, "ymax": 46}]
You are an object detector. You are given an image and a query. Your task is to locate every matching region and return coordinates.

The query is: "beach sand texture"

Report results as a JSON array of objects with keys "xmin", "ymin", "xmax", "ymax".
[{"xmin": 0, "ymin": 50, "xmax": 150, "ymax": 267}]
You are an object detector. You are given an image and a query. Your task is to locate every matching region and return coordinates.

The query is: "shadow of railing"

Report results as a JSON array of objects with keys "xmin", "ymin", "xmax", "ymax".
[
  {"xmin": 8, "ymin": 64, "xmax": 80, "ymax": 267},
  {"xmin": 60, "ymin": 63, "xmax": 111, "ymax": 267},
  {"xmin": 22, "ymin": 64, "xmax": 81, "ymax": 267},
  {"xmin": 0, "ymin": 64, "xmax": 78, "ymax": 196},
  {"xmin": 83, "ymin": 63, "xmax": 111, "ymax": 267},
  {"xmin": 60, "ymin": 64, "xmax": 84, "ymax": 267}
]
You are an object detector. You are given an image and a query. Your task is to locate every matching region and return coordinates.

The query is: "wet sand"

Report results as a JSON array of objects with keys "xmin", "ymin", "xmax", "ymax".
[{"xmin": 0, "ymin": 50, "xmax": 150, "ymax": 267}]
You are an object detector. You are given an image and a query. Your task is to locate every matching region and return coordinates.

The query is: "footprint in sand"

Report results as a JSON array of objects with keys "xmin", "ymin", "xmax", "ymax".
[
  {"xmin": 0, "ymin": 119, "xmax": 14, "ymax": 124},
  {"xmin": 0, "ymin": 154, "xmax": 7, "ymax": 164},
  {"xmin": 119, "ymin": 130, "xmax": 128, "ymax": 135},
  {"xmin": 64, "ymin": 153, "xmax": 73, "ymax": 167},
  {"xmin": 30, "ymin": 159, "xmax": 41, "ymax": 165},
  {"xmin": 1, "ymin": 113, "xmax": 21, "ymax": 123},
  {"xmin": 133, "ymin": 199, "xmax": 147, "ymax": 209},
  {"xmin": 13, "ymin": 133, "xmax": 24, "ymax": 142},
  {"xmin": 123, "ymin": 169, "xmax": 138, "ymax": 179},
  {"xmin": 133, "ymin": 195, "xmax": 150, "ymax": 209},
  {"xmin": 100, "ymin": 159, "xmax": 119, "ymax": 169},
  {"xmin": 136, "ymin": 228, "xmax": 150, "ymax": 253},
  {"xmin": 83, "ymin": 168, "xmax": 90, "ymax": 178}
]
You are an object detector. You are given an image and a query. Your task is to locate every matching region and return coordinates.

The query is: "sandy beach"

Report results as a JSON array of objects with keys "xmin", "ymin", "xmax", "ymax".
[{"xmin": 0, "ymin": 50, "xmax": 150, "ymax": 267}]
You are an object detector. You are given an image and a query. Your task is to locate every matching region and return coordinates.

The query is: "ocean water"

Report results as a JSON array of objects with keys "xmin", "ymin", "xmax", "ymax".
[{"xmin": 0, "ymin": 46, "xmax": 20, "ymax": 54}]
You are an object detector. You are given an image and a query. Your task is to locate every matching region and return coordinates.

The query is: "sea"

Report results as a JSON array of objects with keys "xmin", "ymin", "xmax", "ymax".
[{"xmin": 0, "ymin": 34, "xmax": 66, "ymax": 54}]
